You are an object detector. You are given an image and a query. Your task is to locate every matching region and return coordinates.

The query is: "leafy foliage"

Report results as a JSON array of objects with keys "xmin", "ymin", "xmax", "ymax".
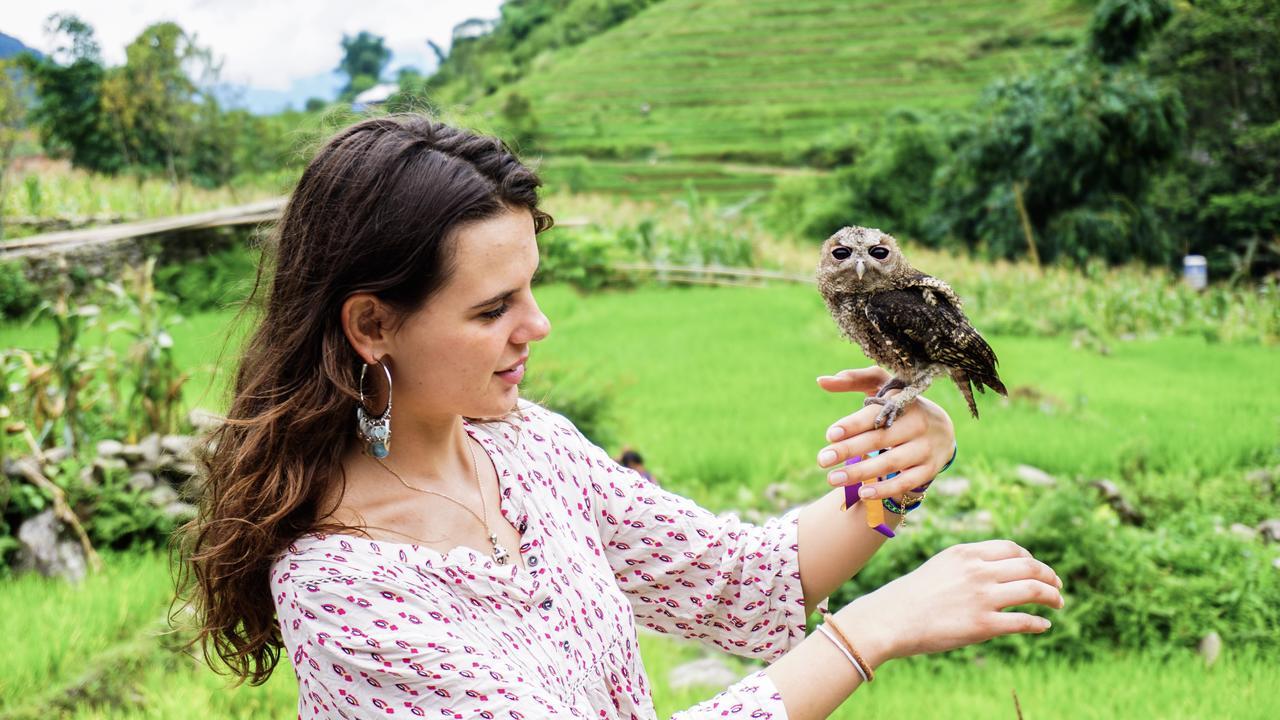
[
  {"xmin": 1088, "ymin": 0, "xmax": 1174, "ymax": 64},
  {"xmin": 16, "ymin": 14, "xmax": 298, "ymax": 189},
  {"xmin": 337, "ymin": 31, "xmax": 391, "ymax": 101},
  {"xmin": 1146, "ymin": 0, "xmax": 1280, "ymax": 280},
  {"xmin": 833, "ymin": 478, "xmax": 1280, "ymax": 662},
  {"xmin": 931, "ymin": 55, "xmax": 1184, "ymax": 265},
  {"xmin": 768, "ymin": 110, "xmax": 952, "ymax": 241},
  {"xmin": 15, "ymin": 15, "xmax": 121, "ymax": 175}
]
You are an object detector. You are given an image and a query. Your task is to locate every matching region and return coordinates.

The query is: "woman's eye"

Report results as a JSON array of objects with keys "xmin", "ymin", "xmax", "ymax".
[
  {"xmin": 869, "ymin": 246, "xmax": 890, "ymax": 260},
  {"xmin": 480, "ymin": 303, "xmax": 509, "ymax": 320},
  {"xmin": 832, "ymin": 246, "xmax": 852, "ymax": 260}
]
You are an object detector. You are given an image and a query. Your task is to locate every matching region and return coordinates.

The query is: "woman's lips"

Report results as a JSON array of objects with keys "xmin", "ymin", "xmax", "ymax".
[{"xmin": 495, "ymin": 362, "xmax": 525, "ymax": 384}]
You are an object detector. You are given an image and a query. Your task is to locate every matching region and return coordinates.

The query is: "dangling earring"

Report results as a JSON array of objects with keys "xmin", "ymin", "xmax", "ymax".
[{"xmin": 357, "ymin": 359, "xmax": 392, "ymax": 458}]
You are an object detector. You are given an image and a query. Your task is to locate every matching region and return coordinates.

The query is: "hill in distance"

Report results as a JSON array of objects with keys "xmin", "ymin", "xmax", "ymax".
[
  {"xmin": 458, "ymin": 0, "xmax": 1087, "ymax": 171},
  {"xmin": 0, "ymin": 31, "xmax": 39, "ymax": 60}
]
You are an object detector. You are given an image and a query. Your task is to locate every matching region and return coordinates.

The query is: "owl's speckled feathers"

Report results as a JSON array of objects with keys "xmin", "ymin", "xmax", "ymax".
[{"xmin": 816, "ymin": 226, "xmax": 1006, "ymax": 428}]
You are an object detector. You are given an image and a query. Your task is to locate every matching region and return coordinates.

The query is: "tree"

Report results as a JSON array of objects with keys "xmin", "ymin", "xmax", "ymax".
[
  {"xmin": 1147, "ymin": 0, "xmax": 1280, "ymax": 279},
  {"xmin": 100, "ymin": 22, "xmax": 220, "ymax": 190},
  {"xmin": 499, "ymin": 91, "xmax": 541, "ymax": 150},
  {"xmin": 0, "ymin": 58, "xmax": 27, "ymax": 240},
  {"xmin": 1088, "ymin": 0, "xmax": 1174, "ymax": 64},
  {"xmin": 17, "ymin": 14, "xmax": 122, "ymax": 174},
  {"xmin": 337, "ymin": 31, "xmax": 390, "ymax": 101},
  {"xmin": 931, "ymin": 0, "xmax": 1184, "ymax": 266}
]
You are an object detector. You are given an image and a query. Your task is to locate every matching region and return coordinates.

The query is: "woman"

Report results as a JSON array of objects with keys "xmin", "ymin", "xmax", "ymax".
[{"xmin": 178, "ymin": 114, "xmax": 1064, "ymax": 719}]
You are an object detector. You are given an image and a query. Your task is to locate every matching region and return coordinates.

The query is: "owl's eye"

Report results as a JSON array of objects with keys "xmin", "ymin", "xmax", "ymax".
[
  {"xmin": 869, "ymin": 246, "xmax": 890, "ymax": 260},
  {"xmin": 831, "ymin": 246, "xmax": 852, "ymax": 260}
]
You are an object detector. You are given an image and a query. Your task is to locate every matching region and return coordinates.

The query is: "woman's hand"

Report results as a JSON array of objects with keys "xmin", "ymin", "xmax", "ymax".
[
  {"xmin": 836, "ymin": 540, "xmax": 1065, "ymax": 666},
  {"xmin": 815, "ymin": 367, "xmax": 955, "ymax": 500}
]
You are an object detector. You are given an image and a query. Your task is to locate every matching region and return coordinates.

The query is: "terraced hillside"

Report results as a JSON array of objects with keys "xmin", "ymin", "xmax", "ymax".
[{"xmin": 478, "ymin": 0, "xmax": 1088, "ymax": 164}]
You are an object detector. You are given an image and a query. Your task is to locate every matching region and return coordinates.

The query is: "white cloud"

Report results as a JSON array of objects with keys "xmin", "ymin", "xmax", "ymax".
[{"xmin": 8, "ymin": 0, "xmax": 504, "ymax": 91}]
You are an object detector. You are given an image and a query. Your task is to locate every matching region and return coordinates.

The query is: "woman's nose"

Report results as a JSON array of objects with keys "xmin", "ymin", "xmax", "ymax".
[{"xmin": 517, "ymin": 300, "xmax": 551, "ymax": 343}]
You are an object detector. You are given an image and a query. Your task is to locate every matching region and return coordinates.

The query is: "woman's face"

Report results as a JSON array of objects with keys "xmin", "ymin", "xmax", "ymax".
[{"xmin": 381, "ymin": 205, "xmax": 550, "ymax": 423}]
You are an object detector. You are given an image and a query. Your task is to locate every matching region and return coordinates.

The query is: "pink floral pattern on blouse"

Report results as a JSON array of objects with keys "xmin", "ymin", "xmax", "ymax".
[{"xmin": 271, "ymin": 400, "xmax": 806, "ymax": 719}]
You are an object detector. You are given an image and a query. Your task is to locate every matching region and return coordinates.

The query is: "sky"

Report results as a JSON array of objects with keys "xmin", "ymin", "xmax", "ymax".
[{"xmin": 5, "ymin": 0, "xmax": 506, "ymax": 113}]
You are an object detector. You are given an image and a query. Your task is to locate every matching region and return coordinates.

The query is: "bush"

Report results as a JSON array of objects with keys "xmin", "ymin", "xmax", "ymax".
[
  {"xmin": 0, "ymin": 261, "xmax": 39, "ymax": 320},
  {"xmin": 831, "ymin": 477, "xmax": 1280, "ymax": 662},
  {"xmin": 766, "ymin": 110, "xmax": 951, "ymax": 243},
  {"xmin": 534, "ymin": 227, "xmax": 633, "ymax": 291},
  {"xmin": 521, "ymin": 362, "xmax": 620, "ymax": 450},
  {"xmin": 153, "ymin": 242, "xmax": 261, "ymax": 312}
]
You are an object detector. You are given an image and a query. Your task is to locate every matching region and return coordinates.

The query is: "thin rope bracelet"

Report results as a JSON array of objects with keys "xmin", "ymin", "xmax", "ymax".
[
  {"xmin": 820, "ymin": 610, "xmax": 875, "ymax": 682},
  {"xmin": 816, "ymin": 624, "xmax": 870, "ymax": 683}
]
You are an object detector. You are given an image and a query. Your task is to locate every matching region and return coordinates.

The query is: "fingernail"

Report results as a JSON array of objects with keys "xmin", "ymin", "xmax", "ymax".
[
  {"xmin": 826, "ymin": 426, "xmax": 844, "ymax": 441},
  {"xmin": 1040, "ymin": 619, "xmax": 1052, "ymax": 630},
  {"xmin": 858, "ymin": 486, "xmax": 876, "ymax": 499},
  {"xmin": 829, "ymin": 470, "xmax": 847, "ymax": 485},
  {"xmin": 819, "ymin": 449, "xmax": 837, "ymax": 466}
]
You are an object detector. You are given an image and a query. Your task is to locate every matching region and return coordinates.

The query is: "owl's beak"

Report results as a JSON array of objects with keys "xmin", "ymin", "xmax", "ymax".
[{"xmin": 855, "ymin": 259, "xmax": 866, "ymax": 280}]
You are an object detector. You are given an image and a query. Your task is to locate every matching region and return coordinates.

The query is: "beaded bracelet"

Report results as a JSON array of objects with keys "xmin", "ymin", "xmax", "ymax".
[{"xmin": 939, "ymin": 443, "xmax": 958, "ymax": 475}]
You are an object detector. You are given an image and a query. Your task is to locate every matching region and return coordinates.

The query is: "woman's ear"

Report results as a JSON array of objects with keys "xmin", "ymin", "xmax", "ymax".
[{"xmin": 341, "ymin": 293, "xmax": 392, "ymax": 364}]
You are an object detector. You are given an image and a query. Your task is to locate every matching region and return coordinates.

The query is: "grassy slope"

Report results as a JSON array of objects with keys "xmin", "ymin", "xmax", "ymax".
[
  {"xmin": 529, "ymin": 283, "xmax": 1279, "ymax": 503},
  {"xmin": 492, "ymin": 0, "xmax": 1086, "ymax": 165}
]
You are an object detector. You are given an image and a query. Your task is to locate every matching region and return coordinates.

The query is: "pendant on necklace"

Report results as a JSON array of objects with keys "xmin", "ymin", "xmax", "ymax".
[{"xmin": 489, "ymin": 534, "xmax": 510, "ymax": 565}]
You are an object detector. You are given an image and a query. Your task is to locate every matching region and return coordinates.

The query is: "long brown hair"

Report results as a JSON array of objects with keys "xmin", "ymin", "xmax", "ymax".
[{"xmin": 172, "ymin": 114, "xmax": 553, "ymax": 684}]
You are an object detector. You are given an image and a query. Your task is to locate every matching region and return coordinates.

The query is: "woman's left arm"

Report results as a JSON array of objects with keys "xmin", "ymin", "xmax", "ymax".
[{"xmin": 798, "ymin": 367, "xmax": 956, "ymax": 616}]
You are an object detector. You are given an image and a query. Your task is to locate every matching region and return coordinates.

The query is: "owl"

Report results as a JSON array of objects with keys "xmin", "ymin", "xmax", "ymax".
[{"xmin": 816, "ymin": 226, "xmax": 1006, "ymax": 429}]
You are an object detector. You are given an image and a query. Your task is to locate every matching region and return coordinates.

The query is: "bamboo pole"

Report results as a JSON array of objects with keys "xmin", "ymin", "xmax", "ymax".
[{"xmin": 1012, "ymin": 181, "xmax": 1041, "ymax": 270}]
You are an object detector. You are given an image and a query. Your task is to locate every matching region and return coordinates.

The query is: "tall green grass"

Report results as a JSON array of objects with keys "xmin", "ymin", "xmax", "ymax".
[
  {"xmin": 3, "ymin": 283, "xmax": 1276, "ymax": 504},
  {"xmin": 1, "ymin": 167, "xmax": 293, "ymax": 239},
  {"xmin": 0, "ymin": 551, "xmax": 175, "ymax": 708},
  {"xmin": 528, "ymin": 284, "xmax": 1279, "ymax": 503}
]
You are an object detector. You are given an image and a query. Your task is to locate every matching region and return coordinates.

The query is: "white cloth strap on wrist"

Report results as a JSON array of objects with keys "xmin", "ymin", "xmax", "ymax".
[{"xmin": 816, "ymin": 623, "xmax": 870, "ymax": 683}]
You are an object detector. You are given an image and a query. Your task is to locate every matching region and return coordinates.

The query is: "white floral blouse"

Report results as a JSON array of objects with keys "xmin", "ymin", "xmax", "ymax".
[{"xmin": 271, "ymin": 400, "xmax": 806, "ymax": 719}]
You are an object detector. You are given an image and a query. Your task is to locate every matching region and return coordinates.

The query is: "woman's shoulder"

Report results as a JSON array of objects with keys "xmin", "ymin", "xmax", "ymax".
[{"xmin": 469, "ymin": 398, "xmax": 589, "ymax": 452}]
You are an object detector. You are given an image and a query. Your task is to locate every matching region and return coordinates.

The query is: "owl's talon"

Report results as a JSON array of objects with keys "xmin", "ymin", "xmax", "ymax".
[
  {"xmin": 863, "ymin": 397, "xmax": 888, "ymax": 408},
  {"xmin": 874, "ymin": 403, "xmax": 902, "ymax": 429}
]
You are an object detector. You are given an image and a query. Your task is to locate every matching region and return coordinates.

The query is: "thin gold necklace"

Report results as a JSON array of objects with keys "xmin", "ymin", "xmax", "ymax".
[{"xmin": 372, "ymin": 435, "xmax": 510, "ymax": 565}]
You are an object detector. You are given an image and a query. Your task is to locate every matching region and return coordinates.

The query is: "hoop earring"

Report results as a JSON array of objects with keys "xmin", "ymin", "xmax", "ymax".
[{"xmin": 357, "ymin": 360, "xmax": 392, "ymax": 458}]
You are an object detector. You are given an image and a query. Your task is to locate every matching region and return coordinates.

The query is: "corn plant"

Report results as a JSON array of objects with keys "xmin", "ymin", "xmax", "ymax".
[{"xmin": 104, "ymin": 258, "xmax": 189, "ymax": 441}]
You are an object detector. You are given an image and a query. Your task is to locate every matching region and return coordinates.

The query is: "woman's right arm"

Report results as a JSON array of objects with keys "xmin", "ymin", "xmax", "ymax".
[{"xmin": 766, "ymin": 539, "xmax": 1065, "ymax": 719}]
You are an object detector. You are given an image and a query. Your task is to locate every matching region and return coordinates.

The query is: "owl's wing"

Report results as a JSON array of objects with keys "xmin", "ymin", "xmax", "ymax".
[{"xmin": 863, "ymin": 286, "xmax": 999, "ymax": 380}]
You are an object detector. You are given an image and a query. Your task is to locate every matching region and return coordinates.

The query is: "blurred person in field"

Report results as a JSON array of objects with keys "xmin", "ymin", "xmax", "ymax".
[{"xmin": 618, "ymin": 447, "xmax": 656, "ymax": 484}]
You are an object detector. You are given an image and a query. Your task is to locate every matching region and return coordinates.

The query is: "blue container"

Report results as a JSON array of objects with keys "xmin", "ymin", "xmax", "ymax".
[{"xmin": 1183, "ymin": 255, "xmax": 1207, "ymax": 290}]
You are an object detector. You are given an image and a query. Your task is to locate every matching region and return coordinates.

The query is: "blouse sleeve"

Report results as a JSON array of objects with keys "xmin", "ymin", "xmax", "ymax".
[
  {"xmin": 281, "ymin": 573, "xmax": 793, "ymax": 719},
  {"xmin": 536, "ymin": 405, "xmax": 808, "ymax": 663}
]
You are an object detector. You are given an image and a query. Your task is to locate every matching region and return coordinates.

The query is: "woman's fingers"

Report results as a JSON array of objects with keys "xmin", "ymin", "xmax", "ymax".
[
  {"xmin": 960, "ymin": 539, "xmax": 1030, "ymax": 561},
  {"xmin": 987, "ymin": 579, "xmax": 1066, "ymax": 611},
  {"xmin": 816, "ymin": 367, "xmax": 891, "ymax": 395},
  {"xmin": 828, "ymin": 455, "xmax": 933, "ymax": 500},
  {"xmin": 823, "ymin": 439, "xmax": 927, "ymax": 485},
  {"xmin": 986, "ymin": 611, "xmax": 1054, "ymax": 635},
  {"xmin": 820, "ymin": 403, "xmax": 925, "ymax": 456},
  {"xmin": 986, "ymin": 557, "xmax": 1064, "ymax": 589}
]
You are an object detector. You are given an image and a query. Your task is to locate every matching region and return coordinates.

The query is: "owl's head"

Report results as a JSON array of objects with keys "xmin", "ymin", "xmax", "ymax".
[{"xmin": 816, "ymin": 226, "xmax": 906, "ymax": 292}]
